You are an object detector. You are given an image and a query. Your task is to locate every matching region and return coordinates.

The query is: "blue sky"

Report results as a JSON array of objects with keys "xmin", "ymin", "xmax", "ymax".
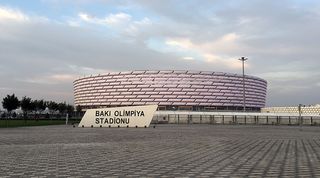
[{"xmin": 1, "ymin": 0, "xmax": 320, "ymax": 107}]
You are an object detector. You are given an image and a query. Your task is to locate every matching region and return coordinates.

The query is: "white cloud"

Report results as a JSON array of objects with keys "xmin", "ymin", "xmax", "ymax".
[
  {"xmin": 0, "ymin": 6, "xmax": 29, "ymax": 22},
  {"xmin": 50, "ymin": 74, "xmax": 76, "ymax": 82},
  {"xmin": 77, "ymin": 12, "xmax": 152, "ymax": 36},
  {"xmin": 21, "ymin": 74, "xmax": 78, "ymax": 85},
  {"xmin": 164, "ymin": 33, "xmax": 243, "ymax": 69},
  {"xmin": 0, "ymin": 6, "xmax": 50, "ymax": 25},
  {"xmin": 78, "ymin": 12, "xmax": 132, "ymax": 26},
  {"xmin": 182, "ymin": 56, "xmax": 194, "ymax": 60},
  {"xmin": 105, "ymin": 12, "xmax": 131, "ymax": 26},
  {"xmin": 68, "ymin": 65, "xmax": 111, "ymax": 76},
  {"xmin": 166, "ymin": 38, "xmax": 193, "ymax": 49},
  {"xmin": 220, "ymin": 33, "xmax": 240, "ymax": 42},
  {"xmin": 78, "ymin": 12, "xmax": 92, "ymax": 22}
]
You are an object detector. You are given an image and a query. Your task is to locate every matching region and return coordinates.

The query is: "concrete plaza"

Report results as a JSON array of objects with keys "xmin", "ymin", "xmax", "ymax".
[{"xmin": 0, "ymin": 125, "xmax": 320, "ymax": 177}]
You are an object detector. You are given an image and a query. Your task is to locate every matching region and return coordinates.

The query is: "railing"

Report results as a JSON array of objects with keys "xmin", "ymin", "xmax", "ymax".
[{"xmin": 153, "ymin": 112, "xmax": 320, "ymax": 126}]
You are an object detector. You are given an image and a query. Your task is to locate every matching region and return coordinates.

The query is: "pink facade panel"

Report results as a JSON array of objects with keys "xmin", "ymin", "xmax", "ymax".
[{"xmin": 74, "ymin": 70, "xmax": 267, "ymax": 109}]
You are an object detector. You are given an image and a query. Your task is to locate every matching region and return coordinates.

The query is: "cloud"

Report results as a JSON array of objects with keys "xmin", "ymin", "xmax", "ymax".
[
  {"xmin": 1, "ymin": 1, "xmax": 320, "ymax": 107},
  {"xmin": 104, "ymin": 12, "xmax": 131, "ymax": 25},
  {"xmin": 21, "ymin": 74, "xmax": 77, "ymax": 85},
  {"xmin": 77, "ymin": 12, "xmax": 152, "ymax": 37},
  {"xmin": 78, "ymin": 12, "xmax": 92, "ymax": 22},
  {"xmin": 182, "ymin": 56, "xmax": 194, "ymax": 61},
  {"xmin": 259, "ymin": 71, "xmax": 320, "ymax": 82},
  {"xmin": 0, "ymin": 6, "xmax": 29, "ymax": 22},
  {"xmin": 164, "ymin": 33, "xmax": 243, "ymax": 69},
  {"xmin": 78, "ymin": 12, "xmax": 132, "ymax": 26},
  {"xmin": 0, "ymin": 8, "xmax": 225, "ymax": 104},
  {"xmin": 166, "ymin": 38, "xmax": 193, "ymax": 49}
]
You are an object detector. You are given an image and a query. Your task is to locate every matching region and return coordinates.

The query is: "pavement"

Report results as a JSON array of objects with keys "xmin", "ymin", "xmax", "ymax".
[{"xmin": 0, "ymin": 124, "xmax": 320, "ymax": 177}]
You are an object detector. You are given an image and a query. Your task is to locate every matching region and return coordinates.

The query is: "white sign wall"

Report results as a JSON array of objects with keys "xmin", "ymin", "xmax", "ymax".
[{"xmin": 78, "ymin": 105, "xmax": 158, "ymax": 128}]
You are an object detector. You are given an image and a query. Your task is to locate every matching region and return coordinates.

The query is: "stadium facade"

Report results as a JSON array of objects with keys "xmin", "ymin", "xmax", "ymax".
[{"xmin": 74, "ymin": 70, "xmax": 267, "ymax": 112}]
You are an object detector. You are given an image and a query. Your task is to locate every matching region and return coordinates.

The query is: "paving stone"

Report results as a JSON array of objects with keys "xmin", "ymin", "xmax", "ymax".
[{"xmin": 0, "ymin": 125, "xmax": 320, "ymax": 177}]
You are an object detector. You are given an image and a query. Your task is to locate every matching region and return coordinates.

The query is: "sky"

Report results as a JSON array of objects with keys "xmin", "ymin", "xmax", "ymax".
[{"xmin": 0, "ymin": 0, "xmax": 320, "ymax": 107}]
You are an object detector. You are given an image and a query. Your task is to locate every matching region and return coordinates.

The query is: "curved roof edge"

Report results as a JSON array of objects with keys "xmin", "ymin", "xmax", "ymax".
[{"xmin": 74, "ymin": 70, "xmax": 267, "ymax": 83}]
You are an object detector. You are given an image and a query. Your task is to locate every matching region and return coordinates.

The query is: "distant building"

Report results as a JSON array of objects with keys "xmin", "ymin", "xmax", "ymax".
[
  {"xmin": 73, "ymin": 70, "xmax": 267, "ymax": 111},
  {"xmin": 262, "ymin": 105, "xmax": 320, "ymax": 115}
]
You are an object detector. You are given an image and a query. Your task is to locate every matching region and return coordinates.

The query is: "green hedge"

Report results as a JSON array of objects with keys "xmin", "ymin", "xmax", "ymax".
[{"xmin": 0, "ymin": 119, "xmax": 67, "ymax": 128}]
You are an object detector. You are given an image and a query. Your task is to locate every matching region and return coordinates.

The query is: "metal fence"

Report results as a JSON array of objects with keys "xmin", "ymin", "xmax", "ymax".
[{"xmin": 153, "ymin": 113, "xmax": 320, "ymax": 126}]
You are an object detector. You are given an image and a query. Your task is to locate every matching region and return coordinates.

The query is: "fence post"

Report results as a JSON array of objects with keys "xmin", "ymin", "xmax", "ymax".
[
  {"xmin": 245, "ymin": 115, "xmax": 247, "ymax": 125},
  {"xmin": 213, "ymin": 115, "xmax": 215, "ymax": 124},
  {"xmin": 222, "ymin": 115, "xmax": 225, "ymax": 124},
  {"xmin": 178, "ymin": 114, "xmax": 180, "ymax": 124},
  {"xmin": 66, "ymin": 113, "xmax": 69, "ymax": 125},
  {"xmin": 289, "ymin": 116, "xmax": 291, "ymax": 125}
]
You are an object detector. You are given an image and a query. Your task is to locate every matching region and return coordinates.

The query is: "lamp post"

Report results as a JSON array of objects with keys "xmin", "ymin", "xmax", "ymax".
[
  {"xmin": 239, "ymin": 57, "xmax": 248, "ymax": 112},
  {"xmin": 298, "ymin": 104, "xmax": 302, "ymax": 130}
]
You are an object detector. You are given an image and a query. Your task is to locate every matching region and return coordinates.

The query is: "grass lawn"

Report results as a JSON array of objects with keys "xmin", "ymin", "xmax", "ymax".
[{"xmin": 0, "ymin": 119, "xmax": 68, "ymax": 128}]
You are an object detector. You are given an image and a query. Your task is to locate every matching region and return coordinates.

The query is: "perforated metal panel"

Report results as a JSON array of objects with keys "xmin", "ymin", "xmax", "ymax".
[{"xmin": 74, "ymin": 70, "xmax": 267, "ymax": 110}]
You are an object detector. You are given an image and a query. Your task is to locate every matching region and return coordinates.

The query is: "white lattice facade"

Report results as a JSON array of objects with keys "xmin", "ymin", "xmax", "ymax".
[
  {"xmin": 74, "ymin": 70, "xmax": 267, "ymax": 111},
  {"xmin": 262, "ymin": 105, "xmax": 320, "ymax": 114}
]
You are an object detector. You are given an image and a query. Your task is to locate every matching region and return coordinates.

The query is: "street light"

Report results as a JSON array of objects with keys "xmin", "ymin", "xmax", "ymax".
[
  {"xmin": 298, "ymin": 104, "xmax": 303, "ymax": 130},
  {"xmin": 238, "ymin": 57, "xmax": 248, "ymax": 112}
]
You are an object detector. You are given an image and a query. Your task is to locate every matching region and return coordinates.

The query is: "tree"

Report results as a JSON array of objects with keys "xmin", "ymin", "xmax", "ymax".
[
  {"xmin": 20, "ymin": 96, "xmax": 32, "ymax": 118},
  {"xmin": 48, "ymin": 101, "xmax": 59, "ymax": 114},
  {"xmin": 58, "ymin": 102, "xmax": 67, "ymax": 114},
  {"xmin": 66, "ymin": 104, "xmax": 74, "ymax": 115},
  {"xmin": 34, "ymin": 99, "xmax": 46, "ymax": 113},
  {"xmin": 76, "ymin": 105, "xmax": 82, "ymax": 117},
  {"xmin": 2, "ymin": 94, "xmax": 20, "ymax": 114},
  {"xmin": 29, "ymin": 100, "xmax": 36, "ymax": 112},
  {"xmin": 76, "ymin": 105, "xmax": 82, "ymax": 113}
]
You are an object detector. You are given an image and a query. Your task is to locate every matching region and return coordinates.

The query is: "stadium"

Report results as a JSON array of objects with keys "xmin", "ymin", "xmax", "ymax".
[{"xmin": 73, "ymin": 70, "xmax": 267, "ymax": 112}]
